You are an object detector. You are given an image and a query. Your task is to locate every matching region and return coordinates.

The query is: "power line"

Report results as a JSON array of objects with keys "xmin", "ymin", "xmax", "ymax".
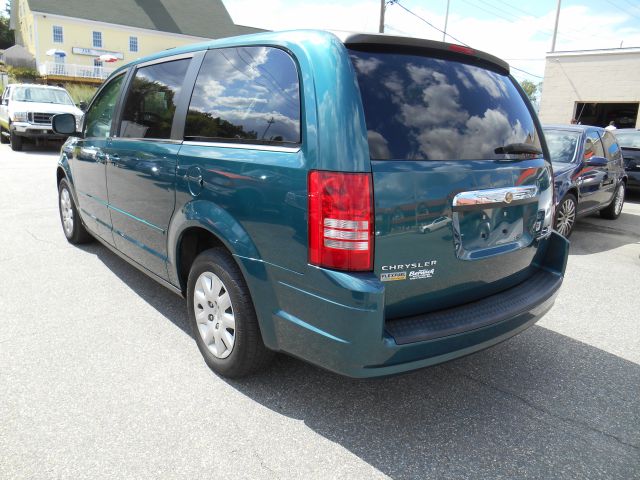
[
  {"xmin": 393, "ymin": 1, "xmax": 470, "ymax": 46},
  {"xmin": 510, "ymin": 66, "xmax": 544, "ymax": 79},
  {"xmin": 391, "ymin": 1, "xmax": 544, "ymax": 79},
  {"xmin": 605, "ymin": 0, "xmax": 640, "ymax": 22}
]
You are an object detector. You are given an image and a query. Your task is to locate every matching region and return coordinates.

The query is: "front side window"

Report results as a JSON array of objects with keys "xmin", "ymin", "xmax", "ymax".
[
  {"xmin": 84, "ymin": 74, "xmax": 125, "ymax": 138},
  {"xmin": 119, "ymin": 58, "xmax": 190, "ymax": 139},
  {"xmin": 129, "ymin": 36, "xmax": 138, "ymax": 53},
  {"xmin": 184, "ymin": 46, "xmax": 301, "ymax": 145},
  {"xmin": 93, "ymin": 31, "xmax": 103, "ymax": 48},
  {"xmin": 349, "ymin": 49, "xmax": 541, "ymax": 161},
  {"xmin": 583, "ymin": 129, "xmax": 605, "ymax": 160},
  {"xmin": 53, "ymin": 26, "xmax": 63, "ymax": 43}
]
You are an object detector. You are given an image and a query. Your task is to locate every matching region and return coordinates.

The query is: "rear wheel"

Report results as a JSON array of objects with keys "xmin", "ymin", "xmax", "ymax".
[
  {"xmin": 600, "ymin": 182, "xmax": 625, "ymax": 220},
  {"xmin": 555, "ymin": 193, "xmax": 577, "ymax": 238},
  {"xmin": 187, "ymin": 248, "xmax": 273, "ymax": 377},
  {"xmin": 10, "ymin": 130, "xmax": 22, "ymax": 151},
  {"xmin": 0, "ymin": 126, "xmax": 9, "ymax": 144},
  {"xmin": 58, "ymin": 179, "xmax": 92, "ymax": 244}
]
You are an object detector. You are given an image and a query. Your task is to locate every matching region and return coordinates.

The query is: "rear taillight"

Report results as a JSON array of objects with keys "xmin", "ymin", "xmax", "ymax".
[{"xmin": 308, "ymin": 170, "xmax": 373, "ymax": 271}]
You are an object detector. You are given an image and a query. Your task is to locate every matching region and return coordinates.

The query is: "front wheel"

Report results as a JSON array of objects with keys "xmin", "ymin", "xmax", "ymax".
[
  {"xmin": 58, "ymin": 179, "xmax": 92, "ymax": 244},
  {"xmin": 10, "ymin": 130, "xmax": 23, "ymax": 151},
  {"xmin": 187, "ymin": 248, "xmax": 273, "ymax": 378},
  {"xmin": 555, "ymin": 193, "xmax": 577, "ymax": 238},
  {"xmin": 0, "ymin": 126, "xmax": 9, "ymax": 144}
]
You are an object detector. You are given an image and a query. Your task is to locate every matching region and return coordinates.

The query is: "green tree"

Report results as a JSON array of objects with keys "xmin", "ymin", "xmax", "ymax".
[
  {"xmin": 519, "ymin": 79, "xmax": 539, "ymax": 104},
  {"xmin": 0, "ymin": 17, "xmax": 14, "ymax": 49}
]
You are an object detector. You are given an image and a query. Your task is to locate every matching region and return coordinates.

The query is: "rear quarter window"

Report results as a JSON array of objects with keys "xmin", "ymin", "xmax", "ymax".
[
  {"xmin": 184, "ymin": 46, "xmax": 300, "ymax": 145},
  {"xmin": 349, "ymin": 49, "xmax": 541, "ymax": 161}
]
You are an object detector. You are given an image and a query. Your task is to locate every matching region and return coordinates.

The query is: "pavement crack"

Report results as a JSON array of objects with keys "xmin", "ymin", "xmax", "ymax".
[
  {"xmin": 253, "ymin": 451, "xmax": 280, "ymax": 478},
  {"xmin": 25, "ymin": 229, "xmax": 58, "ymax": 247},
  {"xmin": 447, "ymin": 366, "xmax": 639, "ymax": 452}
]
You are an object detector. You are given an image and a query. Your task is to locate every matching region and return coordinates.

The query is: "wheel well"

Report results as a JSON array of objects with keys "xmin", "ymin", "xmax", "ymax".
[
  {"xmin": 56, "ymin": 167, "xmax": 66, "ymax": 186},
  {"xmin": 177, "ymin": 227, "xmax": 226, "ymax": 293},
  {"xmin": 565, "ymin": 187, "xmax": 579, "ymax": 200}
]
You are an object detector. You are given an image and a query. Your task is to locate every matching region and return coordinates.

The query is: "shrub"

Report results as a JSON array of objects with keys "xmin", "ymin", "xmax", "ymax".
[
  {"xmin": 7, "ymin": 66, "xmax": 42, "ymax": 83},
  {"xmin": 63, "ymin": 83, "xmax": 98, "ymax": 105}
]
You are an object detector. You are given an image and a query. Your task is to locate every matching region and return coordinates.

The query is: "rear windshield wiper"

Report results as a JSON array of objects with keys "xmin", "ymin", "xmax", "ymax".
[{"xmin": 494, "ymin": 143, "xmax": 542, "ymax": 155}]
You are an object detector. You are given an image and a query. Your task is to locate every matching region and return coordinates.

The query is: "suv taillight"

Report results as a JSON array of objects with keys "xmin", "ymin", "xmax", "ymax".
[{"xmin": 308, "ymin": 170, "xmax": 373, "ymax": 271}]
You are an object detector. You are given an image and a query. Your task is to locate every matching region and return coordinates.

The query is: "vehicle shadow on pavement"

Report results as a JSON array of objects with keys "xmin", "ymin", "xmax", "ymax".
[
  {"xmin": 77, "ymin": 243, "xmax": 193, "ymax": 338},
  {"xmin": 570, "ymin": 214, "xmax": 640, "ymax": 256},
  {"xmin": 79, "ymin": 240, "xmax": 639, "ymax": 478},
  {"xmin": 225, "ymin": 329, "xmax": 639, "ymax": 479},
  {"xmin": 10, "ymin": 142, "xmax": 64, "ymax": 155}
]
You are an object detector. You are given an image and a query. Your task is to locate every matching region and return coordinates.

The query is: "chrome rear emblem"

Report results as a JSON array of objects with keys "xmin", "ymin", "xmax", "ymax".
[{"xmin": 504, "ymin": 192, "xmax": 514, "ymax": 203}]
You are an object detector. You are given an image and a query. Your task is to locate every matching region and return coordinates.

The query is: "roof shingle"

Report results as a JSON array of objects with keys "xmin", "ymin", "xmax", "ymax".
[{"xmin": 27, "ymin": 0, "xmax": 262, "ymax": 38}]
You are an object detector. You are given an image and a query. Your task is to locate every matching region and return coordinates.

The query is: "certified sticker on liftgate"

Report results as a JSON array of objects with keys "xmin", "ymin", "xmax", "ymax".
[
  {"xmin": 380, "ymin": 271, "xmax": 407, "ymax": 282},
  {"xmin": 409, "ymin": 268, "xmax": 435, "ymax": 280}
]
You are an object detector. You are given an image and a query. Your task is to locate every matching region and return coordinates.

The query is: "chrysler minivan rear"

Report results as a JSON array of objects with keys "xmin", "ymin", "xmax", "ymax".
[{"xmin": 272, "ymin": 33, "xmax": 568, "ymax": 377}]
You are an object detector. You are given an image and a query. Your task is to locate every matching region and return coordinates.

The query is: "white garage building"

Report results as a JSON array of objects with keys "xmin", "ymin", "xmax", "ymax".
[{"xmin": 538, "ymin": 47, "xmax": 640, "ymax": 129}]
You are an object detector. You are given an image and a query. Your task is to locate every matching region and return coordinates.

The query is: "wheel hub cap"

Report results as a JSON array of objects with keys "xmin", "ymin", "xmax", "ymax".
[
  {"xmin": 193, "ymin": 271, "xmax": 235, "ymax": 359},
  {"xmin": 60, "ymin": 188, "xmax": 74, "ymax": 236}
]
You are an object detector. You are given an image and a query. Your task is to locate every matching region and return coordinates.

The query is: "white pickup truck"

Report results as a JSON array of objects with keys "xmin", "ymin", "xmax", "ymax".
[{"xmin": 0, "ymin": 83, "xmax": 83, "ymax": 151}]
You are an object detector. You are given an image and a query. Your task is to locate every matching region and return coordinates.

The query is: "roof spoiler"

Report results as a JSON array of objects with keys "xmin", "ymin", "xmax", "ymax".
[{"xmin": 337, "ymin": 32, "xmax": 510, "ymax": 76}]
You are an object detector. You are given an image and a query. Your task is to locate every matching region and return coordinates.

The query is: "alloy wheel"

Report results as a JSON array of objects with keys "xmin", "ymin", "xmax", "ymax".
[
  {"xmin": 60, "ymin": 188, "xmax": 74, "ymax": 237},
  {"xmin": 556, "ymin": 198, "xmax": 576, "ymax": 237},
  {"xmin": 193, "ymin": 271, "xmax": 236, "ymax": 359}
]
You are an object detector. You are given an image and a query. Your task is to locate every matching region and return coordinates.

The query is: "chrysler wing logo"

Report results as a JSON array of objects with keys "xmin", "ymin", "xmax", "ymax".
[{"xmin": 504, "ymin": 192, "xmax": 514, "ymax": 203}]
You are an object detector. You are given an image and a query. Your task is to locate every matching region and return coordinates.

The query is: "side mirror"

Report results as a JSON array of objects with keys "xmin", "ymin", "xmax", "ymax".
[
  {"xmin": 52, "ymin": 113, "xmax": 79, "ymax": 136},
  {"xmin": 1, "ymin": 98, "xmax": 8, "ymax": 106},
  {"xmin": 78, "ymin": 101, "xmax": 87, "ymax": 112},
  {"xmin": 585, "ymin": 155, "xmax": 608, "ymax": 167}
]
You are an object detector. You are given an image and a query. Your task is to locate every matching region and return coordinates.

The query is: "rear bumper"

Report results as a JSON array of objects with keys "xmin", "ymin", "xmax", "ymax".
[{"xmin": 243, "ymin": 232, "xmax": 569, "ymax": 378}]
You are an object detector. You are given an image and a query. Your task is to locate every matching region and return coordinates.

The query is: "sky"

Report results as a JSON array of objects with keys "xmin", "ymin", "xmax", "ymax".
[
  {"xmin": 223, "ymin": 0, "xmax": 640, "ymax": 82},
  {"xmin": 3, "ymin": 0, "xmax": 640, "ymax": 82}
]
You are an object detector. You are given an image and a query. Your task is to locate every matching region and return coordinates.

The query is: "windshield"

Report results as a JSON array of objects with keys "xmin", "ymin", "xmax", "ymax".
[
  {"xmin": 349, "ymin": 48, "xmax": 541, "ymax": 161},
  {"xmin": 13, "ymin": 87, "xmax": 74, "ymax": 105},
  {"xmin": 543, "ymin": 129, "xmax": 580, "ymax": 163},
  {"xmin": 614, "ymin": 130, "xmax": 640, "ymax": 148}
]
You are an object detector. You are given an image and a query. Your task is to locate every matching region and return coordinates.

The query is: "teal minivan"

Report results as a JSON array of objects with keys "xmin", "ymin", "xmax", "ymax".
[{"xmin": 53, "ymin": 30, "xmax": 568, "ymax": 378}]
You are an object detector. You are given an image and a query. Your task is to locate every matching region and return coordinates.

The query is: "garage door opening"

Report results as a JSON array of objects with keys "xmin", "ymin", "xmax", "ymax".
[{"xmin": 574, "ymin": 102, "xmax": 639, "ymax": 128}]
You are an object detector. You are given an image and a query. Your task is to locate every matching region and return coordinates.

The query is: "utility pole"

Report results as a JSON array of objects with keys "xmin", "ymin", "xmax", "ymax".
[
  {"xmin": 550, "ymin": 0, "xmax": 561, "ymax": 52},
  {"xmin": 379, "ymin": 0, "xmax": 385, "ymax": 33},
  {"xmin": 443, "ymin": 0, "xmax": 450, "ymax": 42}
]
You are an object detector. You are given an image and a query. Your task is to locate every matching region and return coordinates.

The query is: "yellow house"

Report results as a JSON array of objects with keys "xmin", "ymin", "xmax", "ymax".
[{"xmin": 9, "ymin": 0, "xmax": 262, "ymax": 83}]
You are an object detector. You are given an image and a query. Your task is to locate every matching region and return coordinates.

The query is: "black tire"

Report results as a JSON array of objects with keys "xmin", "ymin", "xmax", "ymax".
[
  {"xmin": 58, "ymin": 179, "xmax": 92, "ymax": 244},
  {"xmin": 554, "ymin": 193, "xmax": 577, "ymax": 238},
  {"xmin": 10, "ymin": 130, "xmax": 23, "ymax": 151},
  {"xmin": 187, "ymin": 248, "xmax": 273, "ymax": 378},
  {"xmin": 0, "ymin": 126, "xmax": 9, "ymax": 144},
  {"xmin": 600, "ymin": 182, "xmax": 625, "ymax": 220}
]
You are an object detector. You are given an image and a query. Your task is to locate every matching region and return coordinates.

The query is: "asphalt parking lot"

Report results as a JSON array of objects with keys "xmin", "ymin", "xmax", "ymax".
[{"xmin": 1, "ymin": 143, "xmax": 639, "ymax": 479}]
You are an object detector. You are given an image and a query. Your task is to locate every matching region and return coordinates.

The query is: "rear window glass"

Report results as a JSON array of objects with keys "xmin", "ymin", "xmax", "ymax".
[
  {"xmin": 349, "ymin": 49, "xmax": 541, "ymax": 161},
  {"xmin": 613, "ymin": 130, "xmax": 640, "ymax": 148},
  {"xmin": 543, "ymin": 129, "xmax": 580, "ymax": 163}
]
